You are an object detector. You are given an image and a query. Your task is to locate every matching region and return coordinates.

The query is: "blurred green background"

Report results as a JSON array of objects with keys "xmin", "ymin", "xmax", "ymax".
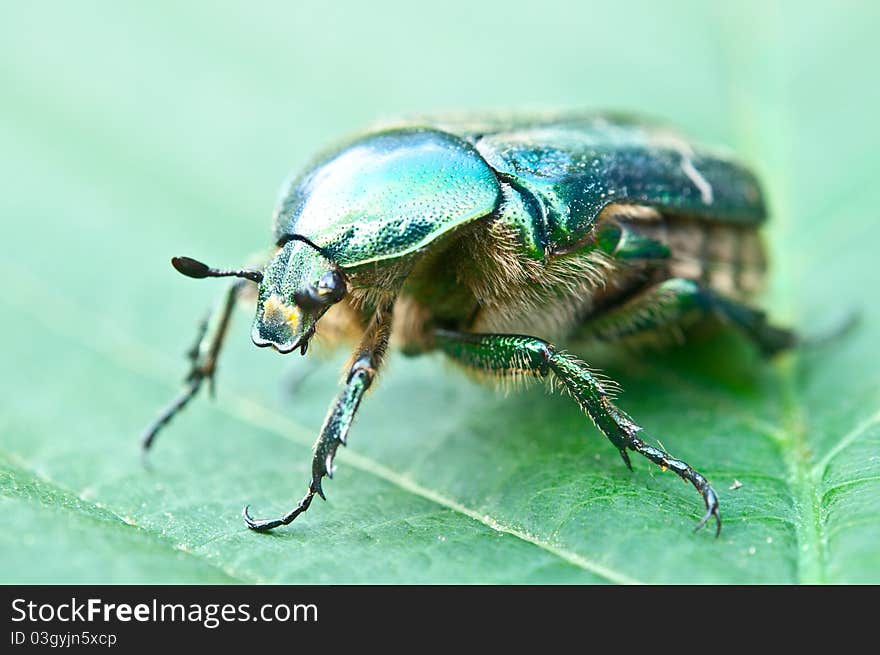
[{"xmin": 1, "ymin": 0, "xmax": 878, "ymax": 583}]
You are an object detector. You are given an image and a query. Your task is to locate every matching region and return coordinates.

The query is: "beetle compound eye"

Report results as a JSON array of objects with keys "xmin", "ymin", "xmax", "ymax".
[
  {"xmin": 316, "ymin": 270, "xmax": 346, "ymax": 303},
  {"xmin": 293, "ymin": 271, "xmax": 346, "ymax": 311}
]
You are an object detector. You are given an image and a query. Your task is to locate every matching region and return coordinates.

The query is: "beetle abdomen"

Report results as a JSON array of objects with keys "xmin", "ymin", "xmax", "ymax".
[
  {"xmin": 600, "ymin": 205, "xmax": 767, "ymax": 301},
  {"xmin": 667, "ymin": 216, "xmax": 766, "ymax": 300}
]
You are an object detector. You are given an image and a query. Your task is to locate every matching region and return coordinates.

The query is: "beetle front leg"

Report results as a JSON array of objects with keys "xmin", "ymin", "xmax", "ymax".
[
  {"xmin": 243, "ymin": 304, "xmax": 393, "ymax": 532},
  {"xmin": 435, "ymin": 329, "xmax": 721, "ymax": 536},
  {"xmin": 141, "ymin": 279, "xmax": 247, "ymax": 454}
]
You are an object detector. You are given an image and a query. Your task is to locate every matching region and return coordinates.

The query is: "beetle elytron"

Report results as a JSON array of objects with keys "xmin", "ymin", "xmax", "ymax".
[{"xmin": 142, "ymin": 112, "xmax": 797, "ymax": 536}]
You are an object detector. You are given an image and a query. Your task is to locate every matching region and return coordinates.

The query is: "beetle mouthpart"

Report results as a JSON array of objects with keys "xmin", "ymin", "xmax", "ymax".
[
  {"xmin": 251, "ymin": 324, "xmax": 313, "ymax": 355},
  {"xmin": 274, "ymin": 341, "xmax": 300, "ymax": 355},
  {"xmin": 298, "ymin": 326, "xmax": 316, "ymax": 356},
  {"xmin": 251, "ymin": 332, "xmax": 299, "ymax": 354}
]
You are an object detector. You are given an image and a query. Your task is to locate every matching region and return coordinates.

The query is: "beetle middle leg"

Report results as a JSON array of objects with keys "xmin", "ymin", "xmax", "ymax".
[
  {"xmin": 434, "ymin": 328, "xmax": 722, "ymax": 535},
  {"xmin": 141, "ymin": 279, "xmax": 248, "ymax": 454},
  {"xmin": 243, "ymin": 303, "xmax": 394, "ymax": 531}
]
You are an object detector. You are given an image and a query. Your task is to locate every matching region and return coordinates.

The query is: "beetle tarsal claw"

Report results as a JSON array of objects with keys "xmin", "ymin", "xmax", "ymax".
[
  {"xmin": 691, "ymin": 483, "xmax": 722, "ymax": 537},
  {"xmin": 242, "ymin": 505, "xmax": 275, "ymax": 532},
  {"xmin": 694, "ymin": 506, "xmax": 722, "ymax": 538},
  {"xmin": 242, "ymin": 489, "xmax": 318, "ymax": 532}
]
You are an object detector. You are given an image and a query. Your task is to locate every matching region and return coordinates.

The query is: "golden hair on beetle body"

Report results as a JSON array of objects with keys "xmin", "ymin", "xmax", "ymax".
[{"xmin": 461, "ymin": 219, "xmax": 621, "ymax": 340}]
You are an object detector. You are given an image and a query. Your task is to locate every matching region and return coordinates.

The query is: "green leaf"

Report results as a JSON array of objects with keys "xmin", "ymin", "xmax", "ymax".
[{"xmin": 1, "ymin": 0, "xmax": 877, "ymax": 583}]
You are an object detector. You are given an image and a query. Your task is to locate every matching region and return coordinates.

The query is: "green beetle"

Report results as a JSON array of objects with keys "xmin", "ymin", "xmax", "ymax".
[{"xmin": 143, "ymin": 112, "xmax": 796, "ymax": 536}]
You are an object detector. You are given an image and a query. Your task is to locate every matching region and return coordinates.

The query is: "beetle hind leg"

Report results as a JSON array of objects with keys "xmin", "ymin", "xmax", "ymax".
[
  {"xmin": 435, "ymin": 329, "xmax": 721, "ymax": 536},
  {"xmin": 707, "ymin": 290, "xmax": 797, "ymax": 356},
  {"xmin": 580, "ymin": 277, "xmax": 797, "ymax": 356}
]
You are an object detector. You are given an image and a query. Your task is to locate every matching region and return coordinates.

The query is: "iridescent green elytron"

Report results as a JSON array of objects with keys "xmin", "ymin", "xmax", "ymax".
[{"xmin": 142, "ymin": 112, "xmax": 796, "ymax": 536}]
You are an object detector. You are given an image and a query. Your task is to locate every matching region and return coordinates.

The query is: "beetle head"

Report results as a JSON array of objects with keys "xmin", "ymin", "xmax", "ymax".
[{"xmin": 251, "ymin": 238, "xmax": 347, "ymax": 354}]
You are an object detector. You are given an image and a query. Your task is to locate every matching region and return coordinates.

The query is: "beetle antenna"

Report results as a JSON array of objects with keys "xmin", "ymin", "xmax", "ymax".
[
  {"xmin": 278, "ymin": 234, "xmax": 336, "ymax": 263},
  {"xmin": 171, "ymin": 256, "xmax": 263, "ymax": 283}
]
